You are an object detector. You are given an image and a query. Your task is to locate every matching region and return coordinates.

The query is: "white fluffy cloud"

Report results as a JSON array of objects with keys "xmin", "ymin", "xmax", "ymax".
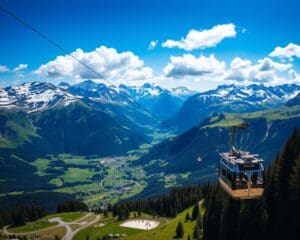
[
  {"xmin": 0, "ymin": 65, "xmax": 9, "ymax": 73},
  {"xmin": 164, "ymin": 54, "xmax": 225, "ymax": 78},
  {"xmin": 163, "ymin": 53, "xmax": 294, "ymax": 84},
  {"xmin": 225, "ymin": 57, "xmax": 292, "ymax": 83},
  {"xmin": 13, "ymin": 64, "xmax": 28, "ymax": 72},
  {"xmin": 148, "ymin": 40, "xmax": 158, "ymax": 50},
  {"xmin": 161, "ymin": 23, "xmax": 236, "ymax": 51},
  {"xmin": 35, "ymin": 46, "xmax": 153, "ymax": 81},
  {"xmin": 256, "ymin": 58, "xmax": 292, "ymax": 72},
  {"xmin": 269, "ymin": 43, "xmax": 300, "ymax": 60},
  {"xmin": 289, "ymin": 69, "xmax": 300, "ymax": 82},
  {"xmin": 230, "ymin": 57, "xmax": 252, "ymax": 70}
]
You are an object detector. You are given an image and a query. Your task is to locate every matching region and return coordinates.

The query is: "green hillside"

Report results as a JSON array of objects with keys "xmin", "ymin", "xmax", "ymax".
[
  {"xmin": 204, "ymin": 105, "xmax": 300, "ymax": 128},
  {"xmin": 32, "ymin": 101, "xmax": 146, "ymax": 155},
  {"xmin": 0, "ymin": 207, "xmax": 202, "ymax": 240},
  {"xmin": 128, "ymin": 205, "xmax": 204, "ymax": 240},
  {"xmin": 7, "ymin": 212, "xmax": 84, "ymax": 233},
  {"xmin": 0, "ymin": 111, "xmax": 38, "ymax": 148},
  {"xmin": 73, "ymin": 206, "xmax": 204, "ymax": 240}
]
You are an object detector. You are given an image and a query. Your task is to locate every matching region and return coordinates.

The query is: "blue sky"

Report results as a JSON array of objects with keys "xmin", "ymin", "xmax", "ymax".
[{"xmin": 0, "ymin": 0, "xmax": 300, "ymax": 91}]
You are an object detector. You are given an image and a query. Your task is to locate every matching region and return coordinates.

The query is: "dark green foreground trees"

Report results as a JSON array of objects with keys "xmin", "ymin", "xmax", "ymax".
[
  {"xmin": 57, "ymin": 200, "xmax": 89, "ymax": 213},
  {"xmin": 0, "ymin": 200, "xmax": 88, "ymax": 227},
  {"xmin": 203, "ymin": 129, "xmax": 300, "ymax": 240},
  {"xmin": 175, "ymin": 221, "xmax": 184, "ymax": 238},
  {"xmin": 0, "ymin": 205, "xmax": 46, "ymax": 227},
  {"xmin": 113, "ymin": 185, "xmax": 206, "ymax": 219}
]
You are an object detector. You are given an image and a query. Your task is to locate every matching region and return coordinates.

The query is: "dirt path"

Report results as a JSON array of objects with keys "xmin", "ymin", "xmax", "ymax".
[
  {"xmin": 2, "ymin": 222, "xmax": 61, "ymax": 235},
  {"xmin": 70, "ymin": 214, "xmax": 100, "ymax": 239},
  {"xmin": 2, "ymin": 212, "xmax": 100, "ymax": 240}
]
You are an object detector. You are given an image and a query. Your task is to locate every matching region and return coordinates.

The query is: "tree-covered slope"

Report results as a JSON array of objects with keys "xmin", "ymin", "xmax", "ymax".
[
  {"xmin": 0, "ymin": 110, "xmax": 37, "ymax": 148},
  {"xmin": 32, "ymin": 101, "xmax": 146, "ymax": 155},
  {"xmin": 0, "ymin": 102, "xmax": 146, "ymax": 156},
  {"xmin": 139, "ymin": 105, "xmax": 300, "ymax": 183}
]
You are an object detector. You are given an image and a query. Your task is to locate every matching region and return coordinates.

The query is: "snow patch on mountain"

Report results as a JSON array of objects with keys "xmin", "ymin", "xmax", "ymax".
[
  {"xmin": 68, "ymin": 80, "xmax": 130, "ymax": 105},
  {"xmin": 0, "ymin": 82, "xmax": 78, "ymax": 112},
  {"xmin": 196, "ymin": 84, "xmax": 300, "ymax": 105},
  {"xmin": 170, "ymin": 86, "xmax": 197, "ymax": 99},
  {"xmin": 119, "ymin": 83, "xmax": 196, "ymax": 100},
  {"xmin": 164, "ymin": 83, "xmax": 300, "ymax": 132}
]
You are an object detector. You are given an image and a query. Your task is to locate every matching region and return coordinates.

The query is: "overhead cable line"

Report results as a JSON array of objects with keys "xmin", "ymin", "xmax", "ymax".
[
  {"xmin": 0, "ymin": 4, "xmax": 105, "ymax": 80},
  {"xmin": 0, "ymin": 4, "xmax": 160, "ymax": 121}
]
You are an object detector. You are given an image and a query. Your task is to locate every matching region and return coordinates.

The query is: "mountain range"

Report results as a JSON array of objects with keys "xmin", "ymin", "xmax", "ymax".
[
  {"xmin": 163, "ymin": 84, "xmax": 300, "ymax": 133},
  {"xmin": 0, "ymin": 80, "xmax": 299, "ymax": 207},
  {"xmin": 59, "ymin": 80, "xmax": 196, "ymax": 122},
  {"xmin": 1, "ymin": 80, "xmax": 299, "ymax": 164},
  {"xmin": 0, "ymin": 80, "xmax": 199, "ymax": 160},
  {"xmin": 0, "ymin": 81, "xmax": 151, "ymax": 156},
  {"xmin": 118, "ymin": 83, "xmax": 196, "ymax": 121}
]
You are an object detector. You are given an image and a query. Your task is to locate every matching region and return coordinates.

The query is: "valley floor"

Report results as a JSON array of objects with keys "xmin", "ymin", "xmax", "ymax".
[{"xmin": 0, "ymin": 129, "xmax": 183, "ymax": 209}]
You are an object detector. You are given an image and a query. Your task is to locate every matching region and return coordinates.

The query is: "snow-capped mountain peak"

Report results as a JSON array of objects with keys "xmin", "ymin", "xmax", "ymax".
[
  {"xmin": 67, "ymin": 80, "xmax": 131, "ymax": 105},
  {"xmin": 164, "ymin": 83, "xmax": 300, "ymax": 132},
  {"xmin": 170, "ymin": 86, "xmax": 198, "ymax": 100},
  {"xmin": 57, "ymin": 81, "xmax": 71, "ymax": 89},
  {"xmin": 118, "ymin": 83, "xmax": 196, "ymax": 100},
  {"xmin": 0, "ymin": 82, "xmax": 78, "ymax": 112},
  {"xmin": 118, "ymin": 83, "xmax": 158, "ymax": 100},
  {"xmin": 197, "ymin": 84, "xmax": 300, "ymax": 104}
]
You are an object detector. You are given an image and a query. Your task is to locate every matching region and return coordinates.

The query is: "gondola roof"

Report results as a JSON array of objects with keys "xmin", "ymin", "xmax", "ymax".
[{"xmin": 219, "ymin": 147, "xmax": 263, "ymax": 165}]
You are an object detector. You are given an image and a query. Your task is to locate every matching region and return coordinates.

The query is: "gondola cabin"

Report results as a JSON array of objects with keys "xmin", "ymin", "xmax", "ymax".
[{"xmin": 219, "ymin": 147, "xmax": 264, "ymax": 199}]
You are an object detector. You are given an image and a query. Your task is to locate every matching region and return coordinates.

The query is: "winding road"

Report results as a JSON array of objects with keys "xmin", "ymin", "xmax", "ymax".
[{"xmin": 2, "ymin": 213, "xmax": 100, "ymax": 240}]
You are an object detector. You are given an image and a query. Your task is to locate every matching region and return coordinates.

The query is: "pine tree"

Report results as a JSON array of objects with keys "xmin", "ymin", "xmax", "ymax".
[
  {"xmin": 274, "ymin": 129, "xmax": 299, "ymax": 199},
  {"xmin": 203, "ymin": 184, "xmax": 222, "ymax": 240},
  {"xmin": 287, "ymin": 154, "xmax": 300, "ymax": 237},
  {"xmin": 170, "ymin": 207, "xmax": 177, "ymax": 218},
  {"xmin": 289, "ymin": 155, "xmax": 300, "ymax": 201},
  {"xmin": 176, "ymin": 221, "xmax": 184, "ymax": 238},
  {"xmin": 269, "ymin": 130, "xmax": 300, "ymax": 240},
  {"xmin": 219, "ymin": 198, "xmax": 239, "ymax": 240},
  {"xmin": 12, "ymin": 209, "xmax": 25, "ymax": 226},
  {"xmin": 192, "ymin": 203, "xmax": 199, "ymax": 220}
]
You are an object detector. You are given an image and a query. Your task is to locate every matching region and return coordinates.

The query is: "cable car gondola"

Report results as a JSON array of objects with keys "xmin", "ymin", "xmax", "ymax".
[{"xmin": 218, "ymin": 123, "xmax": 264, "ymax": 199}]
